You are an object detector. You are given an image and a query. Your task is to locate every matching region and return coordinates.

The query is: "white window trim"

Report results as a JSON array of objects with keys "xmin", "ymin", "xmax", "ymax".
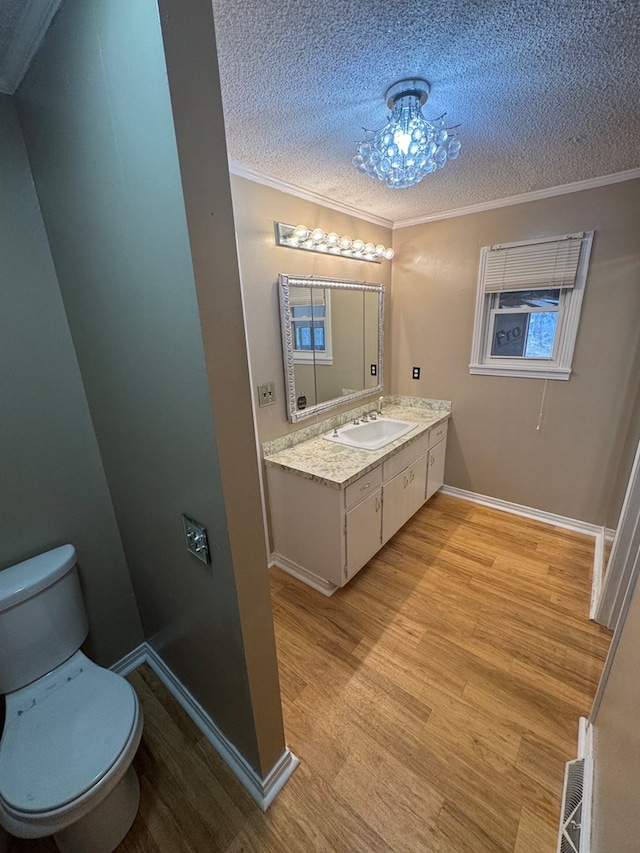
[{"xmin": 469, "ymin": 231, "xmax": 594, "ymax": 380}]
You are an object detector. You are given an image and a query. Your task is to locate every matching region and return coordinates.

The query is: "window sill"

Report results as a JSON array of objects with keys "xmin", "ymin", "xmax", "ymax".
[
  {"xmin": 469, "ymin": 364, "xmax": 571, "ymax": 380},
  {"xmin": 293, "ymin": 357, "xmax": 334, "ymax": 366}
]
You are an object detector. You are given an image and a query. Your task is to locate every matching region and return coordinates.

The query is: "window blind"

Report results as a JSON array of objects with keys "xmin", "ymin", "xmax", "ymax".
[
  {"xmin": 483, "ymin": 235, "xmax": 583, "ymax": 294},
  {"xmin": 288, "ymin": 286, "xmax": 326, "ymax": 306}
]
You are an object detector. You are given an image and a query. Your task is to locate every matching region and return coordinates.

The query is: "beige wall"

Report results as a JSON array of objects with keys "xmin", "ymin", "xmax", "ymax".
[
  {"xmin": 592, "ymin": 548, "xmax": 640, "ymax": 851},
  {"xmin": 391, "ymin": 180, "xmax": 640, "ymax": 525},
  {"xmin": 229, "ymin": 175, "xmax": 392, "ymax": 444}
]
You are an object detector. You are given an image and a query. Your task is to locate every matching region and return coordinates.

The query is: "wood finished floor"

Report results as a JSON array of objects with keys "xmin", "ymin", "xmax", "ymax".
[{"xmin": 6, "ymin": 494, "xmax": 611, "ymax": 852}]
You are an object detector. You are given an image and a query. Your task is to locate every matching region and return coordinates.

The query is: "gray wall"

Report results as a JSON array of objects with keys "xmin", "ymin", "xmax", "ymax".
[
  {"xmin": 16, "ymin": 0, "xmax": 281, "ymax": 775},
  {"xmin": 391, "ymin": 180, "xmax": 640, "ymax": 525},
  {"xmin": 157, "ymin": 0, "xmax": 286, "ymax": 777},
  {"xmin": 0, "ymin": 94, "xmax": 143, "ymax": 665}
]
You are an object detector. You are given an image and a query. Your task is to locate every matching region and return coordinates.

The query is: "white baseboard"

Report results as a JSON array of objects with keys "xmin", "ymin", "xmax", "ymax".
[
  {"xmin": 590, "ymin": 529, "xmax": 606, "ymax": 621},
  {"xmin": 271, "ymin": 553, "xmax": 338, "ymax": 596},
  {"xmin": 440, "ymin": 485, "xmax": 603, "ymax": 536},
  {"xmin": 578, "ymin": 717, "xmax": 593, "ymax": 760},
  {"xmin": 111, "ymin": 642, "xmax": 299, "ymax": 811},
  {"xmin": 110, "ymin": 643, "xmax": 148, "ymax": 677}
]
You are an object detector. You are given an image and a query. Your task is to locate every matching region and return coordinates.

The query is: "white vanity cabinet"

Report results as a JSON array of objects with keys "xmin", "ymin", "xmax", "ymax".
[
  {"xmin": 345, "ymin": 487, "xmax": 382, "ymax": 582},
  {"xmin": 426, "ymin": 421, "xmax": 448, "ymax": 501},
  {"xmin": 381, "ymin": 434, "xmax": 429, "ymax": 544},
  {"xmin": 266, "ymin": 417, "xmax": 448, "ymax": 595}
]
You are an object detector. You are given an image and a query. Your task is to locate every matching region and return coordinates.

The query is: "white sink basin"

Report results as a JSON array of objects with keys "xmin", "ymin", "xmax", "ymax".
[{"xmin": 323, "ymin": 417, "xmax": 418, "ymax": 451}]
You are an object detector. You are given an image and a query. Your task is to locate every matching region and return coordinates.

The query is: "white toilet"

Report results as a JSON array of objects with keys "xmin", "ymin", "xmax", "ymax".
[{"xmin": 0, "ymin": 545, "xmax": 143, "ymax": 853}]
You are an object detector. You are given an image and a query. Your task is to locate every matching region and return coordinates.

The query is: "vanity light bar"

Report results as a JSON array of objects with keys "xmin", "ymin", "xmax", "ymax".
[{"xmin": 274, "ymin": 222, "xmax": 395, "ymax": 263}]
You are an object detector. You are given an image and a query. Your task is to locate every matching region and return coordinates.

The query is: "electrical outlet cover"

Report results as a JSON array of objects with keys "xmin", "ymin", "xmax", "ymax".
[{"xmin": 181, "ymin": 514, "xmax": 210, "ymax": 564}]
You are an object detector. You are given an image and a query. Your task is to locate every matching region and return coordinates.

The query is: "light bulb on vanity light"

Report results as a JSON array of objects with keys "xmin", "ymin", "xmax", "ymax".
[{"xmin": 292, "ymin": 224, "xmax": 309, "ymax": 241}]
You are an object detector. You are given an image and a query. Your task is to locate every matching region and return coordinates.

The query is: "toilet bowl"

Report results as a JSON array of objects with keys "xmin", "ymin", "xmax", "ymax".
[{"xmin": 0, "ymin": 546, "xmax": 143, "ymax": 852}]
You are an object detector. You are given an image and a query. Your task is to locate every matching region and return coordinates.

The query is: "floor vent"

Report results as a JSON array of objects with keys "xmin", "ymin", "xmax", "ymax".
[{"xmin": 558, "ymin": 758, "xmax": 591, "ymax": 853}]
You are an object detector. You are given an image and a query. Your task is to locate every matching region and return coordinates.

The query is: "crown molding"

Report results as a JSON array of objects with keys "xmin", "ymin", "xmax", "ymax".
[
  {"xmin": 393, "ymin": 168, "xmax": 640, "ymax": 228},
  {"xmin": 228, "ymin": 160, "xmax": 393, "ymax": 229},
  {"xmin": 0, "ymin": 0, "xmax": 62, "ymax": 95},
  {"xmin": 230, "ymin": 160, "xmax": 640, "ymax": 232}
]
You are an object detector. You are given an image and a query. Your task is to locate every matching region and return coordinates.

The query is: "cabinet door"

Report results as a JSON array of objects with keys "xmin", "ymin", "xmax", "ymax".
[
  {"xmin": 426, "ymin": 438, "xmax": 446, "ymax": 501},
  {"xmin": 345, "ymin": 489, "xmax": 382, "ymax": 582},
  {"xmin": 382, "ymin": 453, "xmax": 428, "ymax": 544}
]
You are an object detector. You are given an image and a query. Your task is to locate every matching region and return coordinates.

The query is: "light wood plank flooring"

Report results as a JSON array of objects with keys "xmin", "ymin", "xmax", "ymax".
[{"xmin": 5, "ymin": 494, "xmax": 611, "ymax": 852}]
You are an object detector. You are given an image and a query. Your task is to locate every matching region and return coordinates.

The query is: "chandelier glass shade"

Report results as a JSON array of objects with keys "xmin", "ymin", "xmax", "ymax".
[{"xmin": 353, "ymin": 79, "xmax": 461, "ymax": 189}]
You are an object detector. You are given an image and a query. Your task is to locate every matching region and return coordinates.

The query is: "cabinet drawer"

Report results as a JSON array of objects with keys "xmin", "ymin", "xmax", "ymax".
[
  {"xmin": 382, "ymin": 433, "xmax": 428, "ymax": 483},
  {"xmin": 345, "ymin": 465, "xmax": 382, "ymax": 511},
  {"xmin": 428, "ymin": 420, "xmax": 448, "ymax": 449}
]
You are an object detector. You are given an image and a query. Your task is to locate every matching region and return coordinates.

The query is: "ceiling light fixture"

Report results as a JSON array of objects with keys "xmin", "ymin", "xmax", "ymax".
[
  {"xmin": 353, "ymin": 78, "xmax": 461, "ymax": 189},
  {"xmin": 275, "ymin": 222, "xmax": 394, "ymax": 263}
]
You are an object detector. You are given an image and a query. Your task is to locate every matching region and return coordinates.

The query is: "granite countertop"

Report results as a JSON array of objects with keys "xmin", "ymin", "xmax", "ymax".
[{"xmin": 263, "ymin": 396, "xmax": 451, "ymax": 489}]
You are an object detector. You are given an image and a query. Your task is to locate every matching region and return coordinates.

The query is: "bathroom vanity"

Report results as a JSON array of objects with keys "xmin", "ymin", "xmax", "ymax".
[{"xmin": 264, "ymin": 397, "xmax": 450, "ymax": 595}]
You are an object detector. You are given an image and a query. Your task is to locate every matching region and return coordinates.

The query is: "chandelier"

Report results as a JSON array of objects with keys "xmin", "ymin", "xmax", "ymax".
[{"xmin": 352, "ymin": 78, "xmax": 461, "ymax": 189}]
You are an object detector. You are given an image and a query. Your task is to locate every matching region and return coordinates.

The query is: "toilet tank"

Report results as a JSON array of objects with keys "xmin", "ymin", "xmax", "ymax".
[{"xmin": 0, "ymin": 545, "xmax": 89, "ymax": 694}]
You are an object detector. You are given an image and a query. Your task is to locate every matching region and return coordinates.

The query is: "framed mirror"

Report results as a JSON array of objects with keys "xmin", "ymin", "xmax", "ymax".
[{"xmin": 279, "ymin": 274, "xmax": 384, "ymax": 423}]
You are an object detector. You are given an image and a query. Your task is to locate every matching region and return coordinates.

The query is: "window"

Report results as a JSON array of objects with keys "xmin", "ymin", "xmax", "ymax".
[
  {"xmin": 290, "ymin": 287, "xmax": 333, "ymax": 364},
  {"xmin": 469, "ymin": 231, "xmax": 593, "ymax": 379}
]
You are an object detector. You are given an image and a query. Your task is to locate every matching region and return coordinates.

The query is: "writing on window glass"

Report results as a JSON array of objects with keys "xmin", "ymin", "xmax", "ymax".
[{"xmin": 490, "ymin": 289, "xmax": 560, "ymax": 359}]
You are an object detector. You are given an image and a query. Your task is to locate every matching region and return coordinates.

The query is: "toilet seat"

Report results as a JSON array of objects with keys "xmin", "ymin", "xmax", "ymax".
[{"xmin": 0, "ymin": 651, "xmax": 138, "ymax": 817}]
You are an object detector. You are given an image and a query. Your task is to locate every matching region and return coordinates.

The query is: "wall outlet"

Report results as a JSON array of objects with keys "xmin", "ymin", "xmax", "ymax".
[
  {"xmin": 412, "ymin": 367, "xmax": 421, "ymax": 379},
  {"xmin": 258, "ymin": 382, "xmax": 276, "ymax": 407},
  {"xmin": 370, "ymin": 364, "xmax": 377, "ymax": 376},
  {"xmin": 181, "ymin": 514, "xmax": 210, "ymax": 564}
]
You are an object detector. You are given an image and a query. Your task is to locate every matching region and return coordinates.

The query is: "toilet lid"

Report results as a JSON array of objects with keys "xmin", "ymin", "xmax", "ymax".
[{"xmin": 0, "ymin": 658, "xmax": 138, "ymax": 814}]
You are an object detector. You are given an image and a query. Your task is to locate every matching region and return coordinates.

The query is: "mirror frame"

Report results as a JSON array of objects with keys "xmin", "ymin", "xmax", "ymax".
[{"xmin": 279, "ymin": 273, "xmax": 385, "ymax": 423}]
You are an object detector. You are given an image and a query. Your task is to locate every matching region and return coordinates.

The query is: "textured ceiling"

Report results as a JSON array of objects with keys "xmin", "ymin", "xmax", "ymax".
[
  {"xmin": 2, "ymin": 1, "xmax": 638, "ymax": 222},
  {"xmin": 211, "ymin": 0, "xmax": 640, "ymax": 222}
]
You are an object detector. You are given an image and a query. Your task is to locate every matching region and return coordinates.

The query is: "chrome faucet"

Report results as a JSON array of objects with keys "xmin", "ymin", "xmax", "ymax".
[
  {"xmin": 368, "ymin": 410, "xmax": 378, "ymax": 420},
  {"xmin": 361, "ymin": 412, "xmax": 369, "ymax": 422}
]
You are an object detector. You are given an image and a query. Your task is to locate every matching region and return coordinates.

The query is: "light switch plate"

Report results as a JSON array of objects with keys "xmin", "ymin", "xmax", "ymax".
[
  {"xmin": 181, "ymin": 514, "xmax": 210, "ymax": 564},
  {"xmin": 258, "ymin": 381, "xmax": 276, "ymax": 407}
]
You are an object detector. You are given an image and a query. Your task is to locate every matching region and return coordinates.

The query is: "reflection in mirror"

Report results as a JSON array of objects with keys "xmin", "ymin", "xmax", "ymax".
[{"xmin": 279, "ymin": 274, "xmax": 384, "ymax": 423}]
